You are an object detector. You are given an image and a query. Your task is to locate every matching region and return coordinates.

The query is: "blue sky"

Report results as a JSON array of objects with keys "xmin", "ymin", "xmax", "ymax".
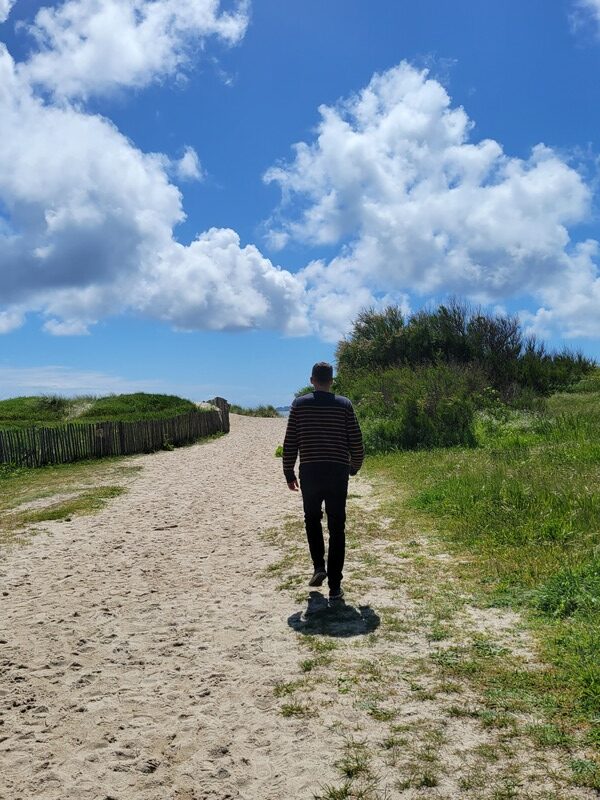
[{"xmin": 1, "ymin": 0, "xmax": 600, "ymax": 406}]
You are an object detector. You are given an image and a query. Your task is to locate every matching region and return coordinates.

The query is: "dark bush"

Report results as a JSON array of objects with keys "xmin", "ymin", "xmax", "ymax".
[
  {"xmin": 335, "ymin": 302, "xmax": 595, "ymax": 402},
  {"xmin": 341, "ymin": 364, "xmax": 479, "ymax": 452}
]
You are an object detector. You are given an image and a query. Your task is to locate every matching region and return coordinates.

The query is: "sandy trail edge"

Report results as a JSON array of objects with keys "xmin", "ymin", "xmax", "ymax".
[{"xmin": 1, "ymin": 414, "xmax": 336, "ymax": 800}]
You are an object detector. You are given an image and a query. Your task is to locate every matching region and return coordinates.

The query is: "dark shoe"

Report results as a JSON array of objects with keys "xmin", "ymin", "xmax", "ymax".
[
  {"xmin": 329, "ymin": 586, "xmax": 344, "ymax": 601},
  {"xmin": 308, "ymin": 569, "xmax": 327, "ymax": 587}
]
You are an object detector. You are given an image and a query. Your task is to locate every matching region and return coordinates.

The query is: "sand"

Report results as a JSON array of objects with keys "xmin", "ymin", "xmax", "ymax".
[
  {"xmin": 1, "ymin": 414, "xmax": 332, "ymax": 800},
  {"xmin": 0, "ymin": 414, "xmax": 594, "ymax": 799}
]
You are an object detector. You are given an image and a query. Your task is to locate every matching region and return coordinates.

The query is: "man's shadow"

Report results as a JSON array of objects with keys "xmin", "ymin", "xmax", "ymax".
[{"xmin": 287, "ymin": 591, "xmax": 380, "ymax": 637}]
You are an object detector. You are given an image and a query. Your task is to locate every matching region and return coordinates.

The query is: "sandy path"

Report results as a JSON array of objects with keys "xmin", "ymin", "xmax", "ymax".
[{"xmin": 0, "ymin": 415, "xmax": 336, "ymax": 800}]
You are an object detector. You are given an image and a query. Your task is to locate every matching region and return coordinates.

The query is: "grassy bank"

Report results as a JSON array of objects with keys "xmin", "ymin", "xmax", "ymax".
[
  {"xmin": 0, "ymin": 393, "xmax": 198, "ymax": 429},
  {"xmin": 367, "ymin": 374, "xmax": 600, "ymax": 740},
  {"xmin": 0, "ymin": 458, "xmax": 140, "ymax": 545},
  {"xmin": 230, "ymin": 404, "xmax": 280, "ymax": 417}
]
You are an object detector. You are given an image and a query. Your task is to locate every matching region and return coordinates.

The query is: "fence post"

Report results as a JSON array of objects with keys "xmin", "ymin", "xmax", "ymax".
[{"xmin": 209, "ymin": 397, "xmax": 230, "ymax": 433}]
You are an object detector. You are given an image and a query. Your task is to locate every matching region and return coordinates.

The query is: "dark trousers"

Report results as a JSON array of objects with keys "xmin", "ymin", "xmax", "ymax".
[{"xmin": 299, "ymin": 463, "xmax": 349, "ymax": 590}]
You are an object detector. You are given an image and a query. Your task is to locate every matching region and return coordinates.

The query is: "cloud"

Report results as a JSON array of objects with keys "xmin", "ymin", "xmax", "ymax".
[
  {"xmin": 136, "ymin": 227, "xmax": 310, "ymax": 333},
  {"xmin": 0, "ymin": 0, "xmax": 15, "ymax": 24},
  {"xmin": 174, "ymin": 146, "xmax": 204, "ymax": 182},
  {"xmin": 522, "ymin": 240, "xmax": 600, "ymax": 339},
  {"xmin": 573, "ymin": 0, "xmax": 600, "ymax": 27},
  {"xmin": 2, "ymin": 7, "xmax": 598, "ymax": 348},
  {"xmin": 0, "ymin": 365, "xmax": 166, "ymax": 397},
  {"xmin": 0, "ymin": 43, "xmax": 181, "ymax": 320},
  {"xmin": 42, "ymin": 318, "xmax": 91, "ymax": 336},
  {"xmin": 20, "ymin": 0, "xmax": 249, "ymax": 99},
  {"xmin": 0, "ymin": 40, "xmax": 309, "ymax": 337},
  {"xmin": 266, "ymin": 61, "xmax": 600, "ymax": 339},
  {"xmin": 0, "ymin": 307, "xmax": 24, "ymax": 333}
]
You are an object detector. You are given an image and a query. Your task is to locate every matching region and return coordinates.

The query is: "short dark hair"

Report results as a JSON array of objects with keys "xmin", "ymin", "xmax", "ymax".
[{"xmin": 311, "ymin": 362, "xmax": 333, "ymax": 383}]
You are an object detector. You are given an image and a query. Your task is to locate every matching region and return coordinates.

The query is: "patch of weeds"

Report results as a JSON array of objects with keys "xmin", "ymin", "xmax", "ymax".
[
  {"xmin": 446, "ymin": 704, "xmax": 479, "ymax": 719},
  {"xmin": 335, "ymin": 740, "xmax": 371, "ymax": 780},
  {"xmin": 337, "ymin": 675, "xmax": 355, "ymax": 694},
  {"xmin": 473, "ymin": 743, "xmax": 501, "ymax": 762},
  {"xmin": 367, "ymin": 704, "xmax": 396, "ymax": 722},
  {"xmin": 280, "ymin": 702, "xmax": 311, "ymax": 718},
  {"xmin": 584, "ymin": 724, "xmax": 600, "ymax": 747},
  {"xmin": 314, "ymin": 779, "xmax": 382, "ymax": 800},
  {"xmin": 314, "ymin": 783, "xmax": 353, "ymax": 800},
  {"xmin": 431, "ymin": 646, "xmax": 479, "ymax": 677},
  {"xmin": 380, "ymin": 734, "xmax": 407, "ymax": 751},
  {"xmin": 458, "ymin": 770, "xmax": 486, "ymax": 790},
  {"xmin": 417, "ymin": 770, "xmax": 438, "ymax": 788},
  {"xmin": 300, "ymin": 636, "xmax": 338, "ymax": 654},
  {"xmin": 273, "ymin": 680, "xmax": 304, "ymax": 698},
  {"xmin": 301, "ymin": 655, "xmax": 332, "ymax": 672},
  {"xmin": 483, "ymin": 686, "xmax": 541, "ymax": 714},
  {"xmin": 428, "ymin": 622, "xmax": 450, "ymax": 641},
  {"xmin": 471, "ymin": 636, "xmax": 510, "ymax": 659},
  {"xmin": 276, "ymin": 575, "xmax": 303, "ymax": 591},
  {"xmin": 21, "ymin": 485, "xmax": 125, "ymax": 523},
  {"xmin": 352, "ymin": 658, "xmax": 383, "ymax": 681},
  {"xmin": 397, "ymin": 769, "xmax": 439, "ymax": 790},
  {"xmin": 489, "ymin": 780, "xmax": 519, "ymax": 800},
  {"xmin": 262, "ymin": 551, "xmax": 298, "ymax": 577},
  {"xmin": 381, "ymin": 615, "xmax": 409, "ymax": 634},
  {"xmin": 570, "ymin": 758, "xmax": 600, "ymax": 790},
  {"xmin": 413, "ymin": 688, "xmax": 437, "ymax": 702},
  {"xmin": 434, "ymin": 680, "xmax": 461, "ymax": 694},
  {"xmin": 526, "ymin": 722, "xmax": 572, "ymax": 748},
  {"xmin": 477, "ymin": 709, "xmax": 518, "ymax": 732}
]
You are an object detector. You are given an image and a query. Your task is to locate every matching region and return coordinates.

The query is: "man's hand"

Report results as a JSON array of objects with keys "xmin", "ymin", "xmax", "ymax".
[{"xmin": 287, "ymin": 479, "xmax": 299, "ymax": 491}]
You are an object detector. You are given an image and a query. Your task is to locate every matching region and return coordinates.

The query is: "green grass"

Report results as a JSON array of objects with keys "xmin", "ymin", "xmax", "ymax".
[
  {"xmin": 0, "ymin": 392, "xmax": 200, "ymax": 428},
  {"xmin": 19, "ymin": 485, "xmax": 125, "ymax": 523},
  {"xmin": 0, "ymin": 457, "xmax": 139, "ymax": 541},
  {"xmin": 76, "ymin": 392, "xmax": 198, "ymax": 421},
  {"xmin": 368, "ymin": 383, "xmax": 600, "ymax": 727},
  {"xmin": 280, "ymin": 701, "xmax": 311, "ymax": 717},
  {"xmin": 230, "ymin": 404, "xmax": 280, "ymax": 417}
]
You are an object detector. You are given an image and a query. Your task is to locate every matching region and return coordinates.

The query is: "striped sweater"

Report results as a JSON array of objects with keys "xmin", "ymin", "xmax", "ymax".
[{"xmin": 282, "ymin": 390, "xmax": 364, "ymax": 482}]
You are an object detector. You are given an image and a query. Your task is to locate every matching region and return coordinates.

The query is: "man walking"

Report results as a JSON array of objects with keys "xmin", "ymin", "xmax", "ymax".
[{"xmin": 282, "ymin": 362, "xmax": 364, "ymax": 601}]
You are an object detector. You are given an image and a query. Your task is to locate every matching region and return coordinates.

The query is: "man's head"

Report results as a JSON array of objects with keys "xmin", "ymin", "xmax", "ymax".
[{"xmin": 310, "ymin": 361, "xmax": 334, "ymax": 391}]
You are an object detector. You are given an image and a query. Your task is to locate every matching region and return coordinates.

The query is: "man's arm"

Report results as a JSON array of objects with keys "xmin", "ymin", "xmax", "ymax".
[
  {"xmin": 282, "ymin": 404, "xmax": 300, "ymax": 488},
  {"xmin": 346, "ymin": 403, "xmax": 364, "ymax": 475}
]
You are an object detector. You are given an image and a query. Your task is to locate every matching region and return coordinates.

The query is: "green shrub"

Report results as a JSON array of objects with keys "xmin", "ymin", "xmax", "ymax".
[
  {"xmin": 339, "ymin": 364, "xmax": 479, "ymax": 453},
  {"xmin": 229, "ymin": 404, "xmax": 280, "ymax": 417},
  {"xmin": 335, "ymin": 302, "xmax": 595, "ymax": 401}
]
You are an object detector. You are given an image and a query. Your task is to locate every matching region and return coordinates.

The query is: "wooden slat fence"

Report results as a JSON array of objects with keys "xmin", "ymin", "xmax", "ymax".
[{"xmin": 0, "ymin": 397, "xmax": 230, "ymax": 468}]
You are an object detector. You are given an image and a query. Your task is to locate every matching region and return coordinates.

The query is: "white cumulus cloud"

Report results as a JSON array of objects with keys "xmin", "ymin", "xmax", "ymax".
[
  {"xmin": 174, "ymin": 146, "xmax": 204, "ymax": 182},
  {"xmin": 0, "ymin": 33, "xmax": 309, "ymax": 338},
  {"xmin": 266, "ymin": 62, "xmax": 600, "ymax": 340},
  {"xmin": 0, "ymin": 0, "xmax": 16, "ymax": 24},
  {"xmin": 21, "ymin": 0, "xmax": 249, "ymax": 99},
  {"xmin": 136, "ymin": 227, "xmax": 310, "ymax": 333}
]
